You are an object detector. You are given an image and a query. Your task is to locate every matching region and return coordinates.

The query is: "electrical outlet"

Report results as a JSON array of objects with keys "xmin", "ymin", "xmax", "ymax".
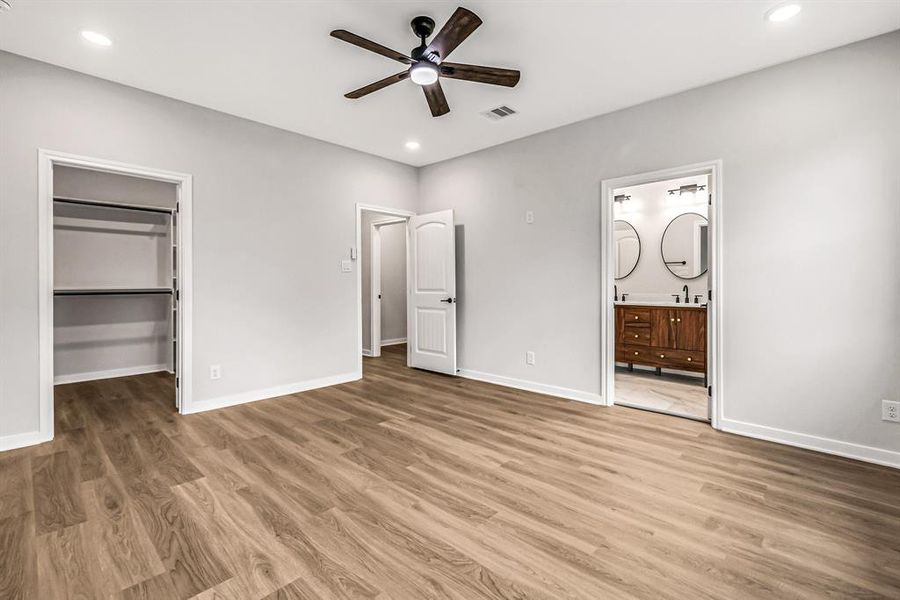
[
  {"xmin": 526, "ymin": 351, "xmax": 535, "ymax": 365},
  {"xmin": 341, "ymin": 259, "xmax": 352, "ymax": 273},
  {"xmin": 210, "ymin": 364, "xmax": 222, "ymax": 380},
  {"xmin": 883, "ymin": 400, "xmax": 900, "ymax": 423},
  {"xmin": 525, "ymin": 210, "xmax": 534, "ymax": 224}
]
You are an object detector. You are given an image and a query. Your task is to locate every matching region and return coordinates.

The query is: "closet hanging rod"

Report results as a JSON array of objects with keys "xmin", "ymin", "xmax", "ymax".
[
  {"xmin": 53, "ymin": 196, "xmax": 174, "ymax": 215},
  {"xmin": 54, "ymin": 288, "xmax": 173, "ymax": 296}
]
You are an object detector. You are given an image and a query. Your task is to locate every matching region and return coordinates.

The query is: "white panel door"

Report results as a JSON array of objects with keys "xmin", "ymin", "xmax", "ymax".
[{"xmin": 408, "ymin": 210, "xmax": 456, "ymax": 375}]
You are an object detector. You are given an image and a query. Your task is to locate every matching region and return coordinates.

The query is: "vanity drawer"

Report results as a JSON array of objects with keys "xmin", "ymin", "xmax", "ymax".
[
  {"xmin": 617, "ymin": 344, "xmax": 654, "ymax": 363},
  {"xmin": 622, "ymin": 325, "xmax": 651, "ymax": 346},
  {"xmin": 650, "ymin": 348, "xmax": 705, "ymax": 371},
  {"xmin": 621, "ymin": 308, "xmax": 651, "ymax": 325}
]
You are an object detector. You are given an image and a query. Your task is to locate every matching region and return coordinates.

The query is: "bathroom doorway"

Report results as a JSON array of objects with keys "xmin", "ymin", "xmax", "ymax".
[{"xmin": 601, "ymin": 162, "xmax": 722, "ymax": 425}]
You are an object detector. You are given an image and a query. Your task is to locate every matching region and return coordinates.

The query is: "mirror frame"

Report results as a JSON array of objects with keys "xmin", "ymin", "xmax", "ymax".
[
  {"xmin": 660, "ymin": 212, "xmax": 709, "ymax": 280},
  {"xmin": 613, "ymin": 219, "xmax": 641, "ymax": 280}
]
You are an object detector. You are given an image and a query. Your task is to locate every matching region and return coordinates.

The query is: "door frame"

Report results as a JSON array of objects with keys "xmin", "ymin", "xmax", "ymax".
[
  {"xmin": 355, "ymin": 203, "xmax": 415, "ymax": 372},
  {"xmin": 37, "ymin": 149, "xmax": 194, "ymax": 442},
  {"xmin": 369, "ymin": 217, "xmax": 407, "ymax": 358},
  {"xmin": 600, "ymin": 160, "xmax": 724, "ymax": 428}
]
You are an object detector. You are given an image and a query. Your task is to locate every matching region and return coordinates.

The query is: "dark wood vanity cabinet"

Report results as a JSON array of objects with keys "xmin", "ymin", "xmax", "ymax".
[{"xmin": 616, "ymin": 304, "xmax": 707, "ymax": 376}]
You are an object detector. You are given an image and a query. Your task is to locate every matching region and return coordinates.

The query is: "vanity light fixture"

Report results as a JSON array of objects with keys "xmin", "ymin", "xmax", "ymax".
[
  {"xmin": 668, "ymin": 184, "xmax": 706, "ymax": 196},
  {"xmin": 614, "ymin": 194, "xmax": 631, "ymax": 203}
]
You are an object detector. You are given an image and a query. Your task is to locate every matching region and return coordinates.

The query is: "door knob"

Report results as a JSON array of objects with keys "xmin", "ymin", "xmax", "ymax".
[{"xmin": 440, "ymin": 297, "xmax": 455, "ymax": 303}]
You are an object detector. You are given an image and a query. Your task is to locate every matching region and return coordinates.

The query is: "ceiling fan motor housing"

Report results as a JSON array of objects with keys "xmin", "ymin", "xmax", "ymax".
[{"xmin": 410, "ymin": 16, "xmax": 435, "ymax": 40}]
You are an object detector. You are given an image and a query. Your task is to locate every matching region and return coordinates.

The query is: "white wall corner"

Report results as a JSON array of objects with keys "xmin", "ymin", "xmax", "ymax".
[
  {"xmin": 458, "ymin": 369, "xmax": 604, "ymax": 406},
  {"xmin": 185, "ymin": 370, "xmax": 362, "ymax": 414},
  {"xmin": 720, "ymin": 418, "xmax": 900, "ymax": 470}
]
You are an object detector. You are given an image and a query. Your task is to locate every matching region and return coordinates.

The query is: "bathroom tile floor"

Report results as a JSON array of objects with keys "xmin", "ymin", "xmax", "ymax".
[{"xmin": 615, "ymin": 367, "xmax": 708, "ymax": 420}]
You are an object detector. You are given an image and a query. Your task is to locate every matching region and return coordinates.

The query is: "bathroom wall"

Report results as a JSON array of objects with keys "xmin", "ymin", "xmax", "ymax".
[{"xmin": 614, "ymin": 175, "xmax": 709, "ymax": 302}]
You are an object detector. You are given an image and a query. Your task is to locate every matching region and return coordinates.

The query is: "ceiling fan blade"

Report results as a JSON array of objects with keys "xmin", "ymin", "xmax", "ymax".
[
  {"xmin": 330, "ymin": 29, "xmax": 413, "ymax": 64},
  {"xmin": 424, "ymin": 7, "xmax": 482, "ymax": 61},
  {"xmin": 423, "ymin": 81, "xmax": 450, "ymax": 117},
  {"xmin": 345, "ymin": 71, "xmax": 410, "ymax": 99},
  {"xmin": 440, "ymin": 62, "xmax": 520, "ymax": 87}
]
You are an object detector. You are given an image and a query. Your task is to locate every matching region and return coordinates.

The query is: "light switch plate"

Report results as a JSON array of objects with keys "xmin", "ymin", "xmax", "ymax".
[
  {"xmin": 341, "ymin": 260, "xmax": 352, "ymax": 273},
  {"xmin": 526, "ymin": 351, "xmax": 535, "ymax": 365}
]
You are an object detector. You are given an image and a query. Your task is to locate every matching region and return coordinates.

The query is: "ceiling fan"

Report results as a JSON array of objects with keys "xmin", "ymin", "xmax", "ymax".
[{"xmin": 330, "ymin": 7, "xmax": 520, "ymax": 117}]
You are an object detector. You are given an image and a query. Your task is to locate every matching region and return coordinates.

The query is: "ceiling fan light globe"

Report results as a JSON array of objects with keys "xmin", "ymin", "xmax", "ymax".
[{"xmin": 410, "ymin": 62, "xmax": 439, "ymax": 86}]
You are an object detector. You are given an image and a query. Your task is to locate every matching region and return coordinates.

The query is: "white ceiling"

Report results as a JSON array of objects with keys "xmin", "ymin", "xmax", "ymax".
[{"xmin": 1, "ymin": 1, "xmax": 898, "ymax": 166}]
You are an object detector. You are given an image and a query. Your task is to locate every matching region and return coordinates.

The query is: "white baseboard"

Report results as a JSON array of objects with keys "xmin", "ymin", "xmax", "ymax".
[
  {"xmin": 380, "ymin": 338, "xmax": 407, "ymax": 347},
  {"xmin": 54, "ymin": 364, "xmax": 170, "ymax": 385},
  {"xmin": 185, "ymin": 370, "xmax": 361, "ymax": 415},
  {"xmin": 0, "ymin": 428, "xmax": 53, "ymax": 452},
  {"xmin": 720, "ymin": 418, "xmax": 900, "ymax": 470},
  {"xmin": 458, "ymin": 369, "xmax": 603, "ymax": 406},
  {"xmin": 361, "ymin": 348, "xmax": 373, "ymax": 357}
]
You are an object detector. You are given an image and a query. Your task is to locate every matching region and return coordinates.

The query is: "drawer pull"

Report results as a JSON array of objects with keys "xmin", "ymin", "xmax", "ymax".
[
  {"xmin": 634, "ymin": 316, "xmax": 639, "ymax": 320},
  {"xmin": 677, "ymin": 318, "xmax": 681, "ymax": 322},
  {"xmin": 634, "ymin": 351, "xmax": 639, "ymax": 356},
  {"xmin": 670, "ymin": 318, "xmax": 675, "ymax": 322},
  {"xmin": 634, "ymin": 334, "xmax": 639, "ymax": 338},
  {"xmin": 660, "ymin": 354, "xmax": 665, "ymax": 358},
  {"xmin": 687, "ymin": 357, "xmax": 692, "ymax": 362}
]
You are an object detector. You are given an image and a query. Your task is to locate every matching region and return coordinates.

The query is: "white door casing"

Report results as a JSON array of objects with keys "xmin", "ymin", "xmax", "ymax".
[{"xmin": 407, "ymin": 210, "xmax": 457, "ymax": 375}]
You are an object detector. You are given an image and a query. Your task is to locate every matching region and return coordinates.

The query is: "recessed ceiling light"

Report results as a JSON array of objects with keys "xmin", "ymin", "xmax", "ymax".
[
  {"xmin": 405, "ymin": 141, "xmax": 421, "ymax": 151},
  {"xmin": 80, "ymin": 30, "xmax": 112, "ymax": 47},
  {"xmin": 765, "ymin": 3, "xmax": 802, "ymax": 23}
]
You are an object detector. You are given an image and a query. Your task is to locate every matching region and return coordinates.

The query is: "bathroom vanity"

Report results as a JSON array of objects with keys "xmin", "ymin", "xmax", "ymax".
[{"xmin": 615, "ymin": 303, "xmax": 707, "ymax": 382}]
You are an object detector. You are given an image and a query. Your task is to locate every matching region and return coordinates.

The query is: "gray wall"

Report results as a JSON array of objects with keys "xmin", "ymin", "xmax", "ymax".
[
  {"xmin": 419, "ymin": 32, "xmax": 900, "ymax": 455},
  {"xmin": 53, "ymin": 166, "xmax": 176, "ymax": 380},
  {"xmin": 0, "ymin": 51, "xmax": 417, "ymax": 439},
  {"xmin": 360, "ymin": 211, "xmax": 407, "ymax": 353}
]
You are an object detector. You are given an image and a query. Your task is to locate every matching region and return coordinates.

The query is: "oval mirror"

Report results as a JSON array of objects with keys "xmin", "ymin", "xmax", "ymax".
[
  {"xmin": 614, "ymin": 220, "xmax": 641, "ymax": 280},
  {"xmin": 661, "ymin": 212, "xmax": 709, "ymax": 279}
]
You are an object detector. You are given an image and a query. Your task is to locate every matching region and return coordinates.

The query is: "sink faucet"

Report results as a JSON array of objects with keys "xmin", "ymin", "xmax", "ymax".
[{"xmin": 683, "ymin": 285, "xmax": 689, "ymax": 303}]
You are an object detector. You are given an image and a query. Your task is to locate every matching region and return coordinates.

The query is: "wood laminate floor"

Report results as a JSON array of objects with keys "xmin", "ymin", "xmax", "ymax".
[
  {"xmin": 615, "ymin": 367, "xmax": 709, "ymax": 420},
  {"xmin": 2, "ymin": 344, "xmax": 899, "ymax": 599}
]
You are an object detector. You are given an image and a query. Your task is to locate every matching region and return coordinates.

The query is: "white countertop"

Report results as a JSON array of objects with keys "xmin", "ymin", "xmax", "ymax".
[{"xmin": 615, "ymin": 300, "xmax": 706, "ymax": 307}]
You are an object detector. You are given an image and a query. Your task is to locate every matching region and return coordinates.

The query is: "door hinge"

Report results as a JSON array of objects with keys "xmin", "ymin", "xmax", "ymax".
[
  {"xmin": 176, "ymin": 377, "xmax": 180, "ymax": 388},
  {"xmin": 708, "ymin": 385, "xmax": 712, "ymax": 397},
  {"xmin": 708, "ymin": 193, "xmax": 712, "ymax": 206},
  {"xmin": 175, "ymin": 289, "xmax": 180, "ymax": 301},
  {"xmin": 708, "ymin": 289, "xmax": 713, "ymax": 302}
]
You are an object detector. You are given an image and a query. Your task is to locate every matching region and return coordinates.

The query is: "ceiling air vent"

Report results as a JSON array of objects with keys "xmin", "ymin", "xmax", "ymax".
[{"xmin": 482, "ymin": 105, "xmax": 517, "ymax": 121}]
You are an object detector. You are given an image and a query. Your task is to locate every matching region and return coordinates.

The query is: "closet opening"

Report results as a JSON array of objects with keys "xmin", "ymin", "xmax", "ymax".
[
  {"xmin": 38, "ymin": 150, "xmax": 193, "ymax": 443},
  {"xmin": 357, "ymin": 205, "xmax": 413, "ymax": 364},
  {"xmin": 601, "ymin": 161, "xmax": 722, "ymax": 426}
]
